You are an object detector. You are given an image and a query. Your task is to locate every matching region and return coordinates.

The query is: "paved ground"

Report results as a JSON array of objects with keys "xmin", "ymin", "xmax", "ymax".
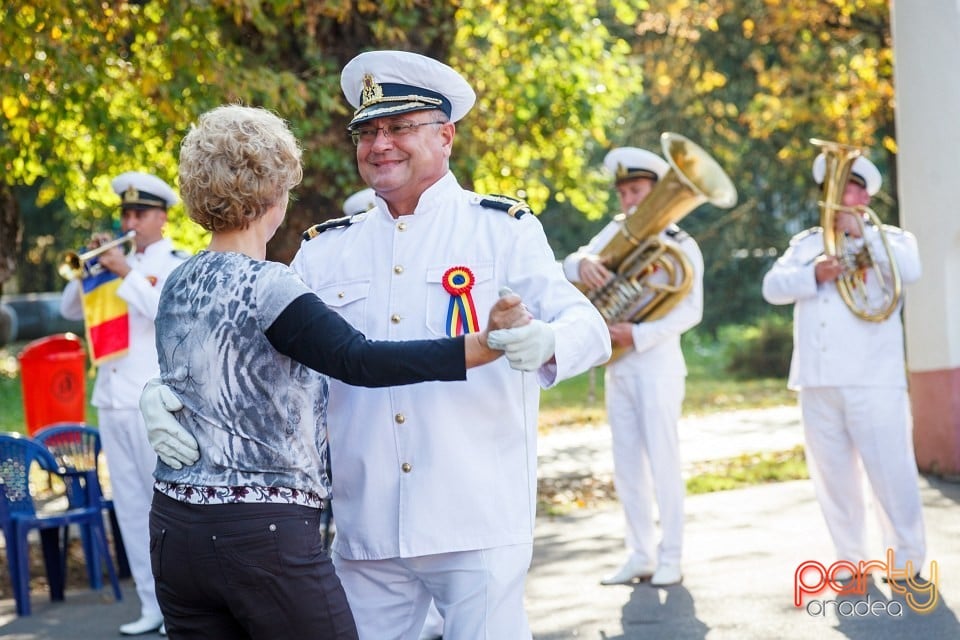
[{"xmin": 3, "ymin": 405, "xmax": 959, "ymax": 639}]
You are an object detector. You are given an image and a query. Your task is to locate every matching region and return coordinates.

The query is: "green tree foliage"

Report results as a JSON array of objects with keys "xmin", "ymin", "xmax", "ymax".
[
  {"xmin": 1, "ymin": 0, "xmax": 900, "ymax": 340},
  {"xmin": 1, "ymin": 0, "xmax": 637, "ymax": 291},
  {"xmin": 610, "ymin": 0, "xmax": 894, "ymax": 333}
]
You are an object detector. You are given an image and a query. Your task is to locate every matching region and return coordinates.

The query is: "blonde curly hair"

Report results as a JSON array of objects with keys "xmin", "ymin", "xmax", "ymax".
[{"xmin": 179, "ymin": 105, "xmax": 303, "ymax": 232}]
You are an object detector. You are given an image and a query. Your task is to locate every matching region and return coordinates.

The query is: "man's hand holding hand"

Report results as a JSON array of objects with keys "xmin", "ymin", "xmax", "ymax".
[{"xmin": 486, "ymin": 320, "xmax": 556, "ymax": 371}]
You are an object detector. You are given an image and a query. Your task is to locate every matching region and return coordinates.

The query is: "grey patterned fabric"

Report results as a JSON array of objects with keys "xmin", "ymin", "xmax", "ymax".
[{"xmin": 154, "ymin": 251, "xmax": 331, "ymax": 500}]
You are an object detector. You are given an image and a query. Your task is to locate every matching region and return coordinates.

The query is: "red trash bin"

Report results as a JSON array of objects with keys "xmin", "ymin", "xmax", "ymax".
[{"xmin": 18, "ymin": 333, "xmax": 87, "ymax": 436}]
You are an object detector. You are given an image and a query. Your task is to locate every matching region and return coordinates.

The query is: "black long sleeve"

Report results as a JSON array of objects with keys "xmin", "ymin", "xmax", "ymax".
[{"xmin": 265, "ymin": 293, "xmax": 467, "ymax": 387}]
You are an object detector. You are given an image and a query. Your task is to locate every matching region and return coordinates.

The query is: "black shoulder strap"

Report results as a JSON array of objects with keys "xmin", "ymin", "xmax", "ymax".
[
  {"xmin": 302, "ymin": 215, "xmax": 354, "ymax": 241},
  {"xmin": 478, "ymin": 194, "xmax": 533, "ymax": 219},
  {"xmin": 665, "ymin": 225, "xmax": 689, "ymax": 242}
]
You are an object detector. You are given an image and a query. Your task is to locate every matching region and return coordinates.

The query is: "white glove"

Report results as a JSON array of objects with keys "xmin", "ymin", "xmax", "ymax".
[
  {"xmin": 139, "ymin": 378, "xmax": 200, "ymax": 470},
  {"xmin": 487, "ymin": 320, "xmax": 556, "ymax": 371}
]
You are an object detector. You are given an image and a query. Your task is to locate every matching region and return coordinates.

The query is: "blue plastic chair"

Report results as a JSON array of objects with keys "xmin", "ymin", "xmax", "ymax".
[
  {"xmin": 0, "ymin": 431, "xmax": 122, "ymax": 616},
  {"xmin": 33, "ymin": 423, "xmax": 131, "ymax": 579}
]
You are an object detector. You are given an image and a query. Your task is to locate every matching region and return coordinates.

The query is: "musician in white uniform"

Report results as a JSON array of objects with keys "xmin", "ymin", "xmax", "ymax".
[
  {"xmin": 563, "ymin": 147, "xmax": 703, "ymax": 588},
  {"xmin": 60, "ymin": 172, "xmax": 186, "ymax": 636},
  {"xmin": 762, "ymin": 153, "xmax": 925, "ymax": 577}
]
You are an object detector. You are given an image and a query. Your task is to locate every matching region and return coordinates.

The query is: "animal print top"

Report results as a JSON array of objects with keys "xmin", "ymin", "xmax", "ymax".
[{"xmin": 154, "ymin": 251, "xmax": 330, "ymax": 506}]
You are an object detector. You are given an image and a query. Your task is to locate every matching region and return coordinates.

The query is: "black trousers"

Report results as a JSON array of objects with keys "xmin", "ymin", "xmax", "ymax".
[{"xmin": 150, "ymin": 491, "xmax": 358, "ymax": 640}]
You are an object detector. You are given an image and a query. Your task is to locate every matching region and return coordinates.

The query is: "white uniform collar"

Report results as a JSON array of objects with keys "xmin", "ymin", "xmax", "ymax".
[
  {"xmin": 138, "ymin": 237, "xmax": 173, "ymax": 257},
  {"xmin": 390, "ymin": 171, "xmax": 460, "ymax": 219}
]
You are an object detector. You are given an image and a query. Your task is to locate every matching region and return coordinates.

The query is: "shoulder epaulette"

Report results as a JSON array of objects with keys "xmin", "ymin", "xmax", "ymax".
[
  {"xmin": 171, "ymin": 249, "xmax": 191, "ymax": 259},
  {"xmin": 665, "ymin": 225, "xmax": 689, "ymax": 242},
  {"xmin": 790, "ymin": 226, "xmax": 822, "ymax": 245},
  {"xmin": 301, "ymin": 214, "xmax": 357, "ymax": 241},
  {"xmin": 476, "ymin": 194, "xmax": 533, "ymax": 219}
]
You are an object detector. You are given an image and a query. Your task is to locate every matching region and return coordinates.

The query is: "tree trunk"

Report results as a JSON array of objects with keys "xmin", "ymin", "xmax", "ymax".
[{"xmin": 0, "ymin": 184, "xmax": 21, "ymax": 295}]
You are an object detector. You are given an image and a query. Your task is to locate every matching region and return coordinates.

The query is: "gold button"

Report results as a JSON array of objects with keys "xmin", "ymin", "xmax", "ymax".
[
  {"xmin": 338, "ymin": 291, "xmax": 345, "ymax": 298},
  {"xmin": 391, "ymin": 314, "xmax": 401, "ymax": 323},
  {"xmin": 394, "ymin": 265, "xmax": 404, "ymax": 274},
  {"xmin": 395, "ymin": 413, "xmax": 405, "ymax": 424},
  {"xmin": 401, "ymin": 463, "xmax": 412, "ymax": 473},
  {"xmin": 398, "ymin": 222, "xmax": 407, "ymax": 231}
]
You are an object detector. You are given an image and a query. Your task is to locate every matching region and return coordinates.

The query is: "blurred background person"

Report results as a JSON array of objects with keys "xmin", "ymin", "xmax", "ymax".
[
  {"xmin": 60, "ymin": 170, "xmax": 185, "ymax": 635},
  {"xmin": 761, "ymin": 148, "xmax": 925, "ymax": 580},
  {"xmin": 563, "ymin": 146, "xmax": 704, "ymax": 587}
]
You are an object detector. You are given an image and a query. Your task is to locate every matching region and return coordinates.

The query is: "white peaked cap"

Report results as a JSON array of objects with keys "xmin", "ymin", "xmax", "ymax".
[
  {"xmin": 341, "ymin": 50, "xmax": 476, "ymax": 129},
  {"xmin": 812, "ymin": 153, "xmax": 882, "ymax": 196},
  {"xmin": 603, "ymin": 147, "xmax": 670, "ymax": 184},
  {"xmin": 111, "ymin": 171, "xmax": 179, "ymax": 209}
]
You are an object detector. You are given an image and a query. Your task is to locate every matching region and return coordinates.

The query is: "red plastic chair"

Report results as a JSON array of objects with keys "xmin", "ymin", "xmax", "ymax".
[{"xmin": 0, "ymin": 431, "xmax": 122, "ymax": 616}]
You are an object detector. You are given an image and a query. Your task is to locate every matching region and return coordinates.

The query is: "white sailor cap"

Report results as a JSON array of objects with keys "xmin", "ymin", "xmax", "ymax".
[
  {"xmin": 603, "ymin": 147, "xmax": 670, "ymax": 185},
  {"xmin": 342, "ymin": 187, "xmax": 377, "ymax": 216},
  {"xmin": 812, "ymin": 153, "xmax": 882, "ymax": 196},
  {"xmin": 340, "ymin": 50, "xmax": 476, "ymax": 130},
  {"xmin": 111, "ymin": 171, "xmax": 179, "ymax": 210}
]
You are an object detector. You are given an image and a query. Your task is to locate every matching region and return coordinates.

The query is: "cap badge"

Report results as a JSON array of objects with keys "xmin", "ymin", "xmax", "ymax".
[
  {"xmin": 122, "ymin": 185, "xmax": 139, "ymax": 204},
  {"xmin": 360, "ymin": 73, "xmax": 384, "ymax": 108}
]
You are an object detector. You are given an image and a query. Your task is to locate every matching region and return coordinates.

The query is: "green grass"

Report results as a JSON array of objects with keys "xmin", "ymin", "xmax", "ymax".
[
  {"xmin": 538, "ymin": 366, "xmax": 795, "ymax": 432},
  {"xmin": 537, "ymin": 445, "xmax": 809, "ymax": 516},
  {"xmin": 3, "ymin": 332, "xmax": 797, "ymax": 435},
  {"xmin": 685, "ymin": 445, "xmax": 808, "ymax": 494}
]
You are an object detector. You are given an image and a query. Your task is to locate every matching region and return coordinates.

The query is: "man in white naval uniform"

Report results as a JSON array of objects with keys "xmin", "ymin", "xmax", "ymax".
[
  {"xmin": 762, "ymin": 152, "xmax": 925, "ymax": 578},
  {"xmin": 563, "ymin": 147, "xmax": 703, "ymax": 588},
  {"xmin": 343, "ymin": 185, "xmax": 444, "ymax": 640},
  {"xmin": 60, "ymin": 171, "xmax": 186, "ymax": 636},
  {"xmin": 292, "ymin": 51, "xmax": 610, "ymax": 639}
]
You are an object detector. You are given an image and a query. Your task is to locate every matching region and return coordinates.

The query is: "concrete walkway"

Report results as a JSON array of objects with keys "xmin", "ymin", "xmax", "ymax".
[{"xmin": 2, "ymin": 406, "xmax": 959, "ymax": 639}]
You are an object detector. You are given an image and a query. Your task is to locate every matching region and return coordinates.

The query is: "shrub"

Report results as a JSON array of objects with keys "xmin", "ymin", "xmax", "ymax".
[{"xmin": 722, "ymin": 315, "xmax": 794, "ymax": 380}]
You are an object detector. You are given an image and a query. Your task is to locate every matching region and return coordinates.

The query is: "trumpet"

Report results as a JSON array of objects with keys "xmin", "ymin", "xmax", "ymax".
[{"xmin": 58, "ymin": 230, "xmax": 137, "ymax": 280}]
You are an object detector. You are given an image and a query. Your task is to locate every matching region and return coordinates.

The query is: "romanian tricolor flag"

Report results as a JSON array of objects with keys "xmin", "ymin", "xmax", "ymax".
[{"xmin": 80, "ymin": 267, "xmax": 130, "ymax": 365}]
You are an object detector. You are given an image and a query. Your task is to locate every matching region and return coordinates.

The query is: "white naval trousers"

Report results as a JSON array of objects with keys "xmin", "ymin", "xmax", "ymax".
[
  {"xmin": 605, "ymin": 373, "xmax": 685, "ymax": 568},
  {"xmin": 799, "ymin": 386, "xmax": 926, "ymax": 570},
  {"xmin": 333, "ymin": 544, "xmax": 532, "ymax": 640},
  {"xmin": 98, "ymin": 408, "xmax": 162, "ymax": 618}
]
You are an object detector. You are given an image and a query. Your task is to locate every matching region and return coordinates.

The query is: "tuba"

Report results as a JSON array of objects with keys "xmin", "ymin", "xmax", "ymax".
[
  {"xmin": 584, "ymin": 132, "xmax": 737, "ymax": 362},
  {"xmin": 58, "ymin": 230, "xmax": 137, "ymax": 281},
  {"xmin": 810, "ymin": 138, "xmax": 901, "ymax": 322}
]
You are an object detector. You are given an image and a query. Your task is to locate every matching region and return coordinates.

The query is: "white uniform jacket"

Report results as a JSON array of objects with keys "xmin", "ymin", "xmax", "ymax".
[
  {"xmin": 761, "ymin": 225, "xmax": 921, "ymax": 390},
  {"xmin": 291, "ymin": 171, "xmax": 611, "ymax": 560},
  {"xmin": 562, "ymin": 222, "xmax": 703, "ymax": 378},
  {"xmin": 60, "ymin": 238, "xmax": 186, "ymax": 409}
]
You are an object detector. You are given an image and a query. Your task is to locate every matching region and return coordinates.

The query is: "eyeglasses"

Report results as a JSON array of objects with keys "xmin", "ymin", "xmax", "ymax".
[{"xmin": 349, "ymin": 120, "xmax": 446, "ymax": 146}]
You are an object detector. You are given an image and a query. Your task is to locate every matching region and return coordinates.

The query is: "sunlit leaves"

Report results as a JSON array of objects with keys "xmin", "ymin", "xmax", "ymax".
[{"xmin": 452, "ymin": 0, "xmax": 639, "ymax": 219}]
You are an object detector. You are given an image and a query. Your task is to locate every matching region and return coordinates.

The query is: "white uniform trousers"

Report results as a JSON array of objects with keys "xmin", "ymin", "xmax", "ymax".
[
  {"xmin": 605, "ymin": 374, "xmax": 685, "ymax": 567},
  {"xmin": 333, "ymin": 544, "xmax": 532, "ymax": 640},
  {"xmin": 98, "ymin": 408, "xmax": 162, "ymax": 619},
  {"xmin": 799, "ymin": 387, "xmax": 926, "ymax": 570},
  {"xmin": 419, "ymin": 600, "xmax": 444, "ymax": 639}
]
